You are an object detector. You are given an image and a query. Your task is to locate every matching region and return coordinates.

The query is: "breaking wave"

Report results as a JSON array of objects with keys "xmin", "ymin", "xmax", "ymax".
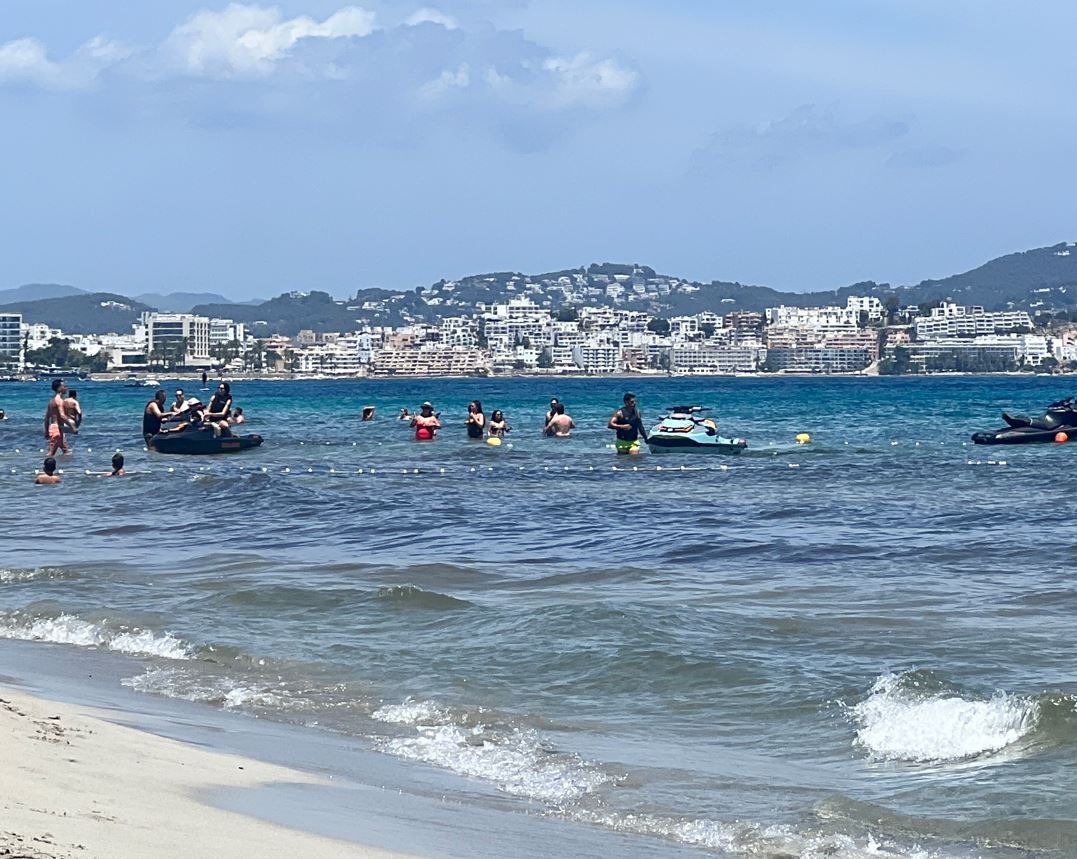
[
  {"xmin": 0, "ymin": 612, "xmax": 191, "ymax": 660},
  {"xmin": 851, "ymin": 672, "xmax": 1039, "ymax": 762}
]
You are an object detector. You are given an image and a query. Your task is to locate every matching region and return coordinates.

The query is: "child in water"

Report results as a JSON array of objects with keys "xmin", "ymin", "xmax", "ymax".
[{"xmin": 108, "ymin": 453, "xmax": 125, "ymax": 477}]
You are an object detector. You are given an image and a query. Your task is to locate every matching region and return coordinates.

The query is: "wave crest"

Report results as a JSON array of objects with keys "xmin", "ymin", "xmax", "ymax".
[
  {"xmin": 851, "ymin": 672, "xmax": 1038, "ymax": 762},
  {"xmin": 0, "ymin": 612, "xmax": 191, "ymax": 660}
]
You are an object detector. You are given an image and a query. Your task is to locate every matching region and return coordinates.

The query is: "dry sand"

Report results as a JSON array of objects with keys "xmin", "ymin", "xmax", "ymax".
[{"xmin": 0, "ymin": 685, "xmax": 409, "ymax": 859}]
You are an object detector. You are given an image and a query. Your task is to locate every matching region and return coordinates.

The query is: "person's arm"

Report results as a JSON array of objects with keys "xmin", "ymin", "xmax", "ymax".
[
  {"xmin": 608, "ymin": 409, "xmax": 628, "ymax": 431},
  {"xmin": 637, "ymin": 412, "xmax": 648, "ymax": 442},
  {"xmin": 569, "ymin": 418, "xmax": 576, "ymax": 429},
  {"xmin": 207, "ymin": 397, "xmax": 232, "ymax": 420}
]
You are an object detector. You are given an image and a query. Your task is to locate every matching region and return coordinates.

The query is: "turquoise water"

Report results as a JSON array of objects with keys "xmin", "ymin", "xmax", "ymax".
[{"xmin": 1, "ymin": 376, "xmax": 1076, "ymax": 857}]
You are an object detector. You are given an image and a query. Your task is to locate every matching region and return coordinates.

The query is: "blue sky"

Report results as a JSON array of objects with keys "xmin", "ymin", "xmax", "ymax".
[{"xmin": 1, "ymin": 1, "xmax": 1073, "ymax": 300}]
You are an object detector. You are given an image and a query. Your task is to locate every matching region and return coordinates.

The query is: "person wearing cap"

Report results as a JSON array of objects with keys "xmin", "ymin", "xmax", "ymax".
[
  {"xmin": 411, "ymin": 402, "xmax": 441, "ymax": 441},
  {"xmin": 608, "ymin": 391, "xmax": 647, "ymax": 455}
]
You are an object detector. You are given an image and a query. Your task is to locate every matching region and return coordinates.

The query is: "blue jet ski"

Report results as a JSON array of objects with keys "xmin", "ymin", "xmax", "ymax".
[{"xmin": 646, "ymin": 406, "xmax": 747, "ymax": 454}]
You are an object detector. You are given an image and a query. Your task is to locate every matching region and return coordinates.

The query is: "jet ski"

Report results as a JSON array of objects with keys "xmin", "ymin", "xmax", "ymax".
[
  {"xmin": 151, "ymin": 428, "xmax": 264, "ymax": 455},
  {"xmin": 972, "ymin": 396, "xmax": 1077, "ymax": 445},
  {"xmin": 646, "ymin": 405, "xmax": 747, "ymax": 454}
]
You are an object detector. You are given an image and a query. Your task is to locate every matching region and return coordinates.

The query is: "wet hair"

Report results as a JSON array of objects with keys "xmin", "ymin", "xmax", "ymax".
[
  {"xmin": 469, "ymin": 400, "xmax": 483, "ymax": 414},
  {"xmin": 234, "ymin": 407, "xmax": 243, "ymax": 416},
  {"xmin": 553, "ymin": 403, "xmax": 565, "ymax": 416},
  {"xmin": 491, "ymin": 410, "xmax": 504, "ymax": 421},
  {"xmin": 111, "ymin": 453, "xmax": 124, "ymax": 471},
  {"xmin": 623, "ymin": 392, "xmax": 636, "ymax": 404},
  {"xmin": 43, "ymin": 456, "xmax": 56, "ymax": 475},
  {"xmin": 51, "ymin": 379, "xmax": 63, "ymax": 392},
  {"xmin": 68, "ymin": 389, "xmax": 77, "ymax": 399}
]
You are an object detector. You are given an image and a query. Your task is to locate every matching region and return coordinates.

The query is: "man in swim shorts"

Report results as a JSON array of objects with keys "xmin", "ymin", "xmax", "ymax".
[
  {"xmin": 608, "ymin": 392, "xmax": 647, "ymax": 454},
  {"xmin": 44, "ymin": 379, "xmax": 76, "ymax": 456}
]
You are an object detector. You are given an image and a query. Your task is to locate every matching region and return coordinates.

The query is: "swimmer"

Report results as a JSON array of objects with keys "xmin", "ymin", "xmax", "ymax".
[
  {"xmin": 398, "ymin": 407, "xmax": 410, "ymax": 420},
  {"xmin": 35, "ymin": 456, "xmax": 61, "ymax": 485},
  {"xmin": 488, "ymin": 409, "xmax": 510, "ymax": 438},
  {"xmin": 411, "ymin": 401, "xmax": 441, "ymax": 441},
  {"xmin": 608, "ymin": 392, "xmax": 647, "ymax": 455},
  {"xmin": 44, "ymin": 379, "xmax": 76, "ymax": 456},
  {"xmin": 465, "ymin": 400, "xmax": 485, "ymax": 440},
  {"xmin": 0, "ymin": 408, "xmax": 6, "ymax": 421},
  {"xmin": 544, "ymin": 402, "xmax": 575, "ymax": 437},
  {"xmin": 108, "ymin": 453, "xmax": 125, "ymax": 477},
  {"xmin": 361, "ymin": 405, "xmax": 376, "ymax": 422},
  {"xmin": 232, "ymin": 407, "xmax": 246, "ymax": 425}
]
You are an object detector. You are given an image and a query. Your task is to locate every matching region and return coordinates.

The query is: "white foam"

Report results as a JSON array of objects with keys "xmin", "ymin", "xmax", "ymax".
[
  {"xmin": 852, "ymin": 673, "xmax": 1037, "ymax": 762},
  {"xmin": 0, "ymin": 613, "xmax": 192, "ymax": 660},
  {"xmin": 381, "ymin": 723, "xmax": 608, "ymax": 805},
  {"xmin": 580, "ymin": 811, "xmax": 944, "ymax": 858},
  {"xmin": 0, "ymin": 567, "xmax": 69, "ymax": 584},
  {"xmin": 372, "ymin": 699, "xmax": 445, "ymax": 725},
  {"xmin": 123, "ymin": 667, "xmax": 289, "ymax": 709}
]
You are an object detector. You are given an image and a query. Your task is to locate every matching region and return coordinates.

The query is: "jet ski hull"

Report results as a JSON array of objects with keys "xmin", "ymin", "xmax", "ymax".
[
  {"xmin": 151, "ymin": 431, "xmax": 264, "ymax": 455},
  {"xmin": 971, "ymin": 426, "xmax": 1076, "ymax": 445},
  {"xmin": 647, "ymin": 435, "xmax": 747, "ymax": 454}
]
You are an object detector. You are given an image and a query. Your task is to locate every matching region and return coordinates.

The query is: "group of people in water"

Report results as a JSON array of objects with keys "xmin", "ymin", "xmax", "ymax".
[
  {"xmin": 142, "ymin": 383, "xmax": 245, "ymax": 449},
  {"xmin": 391, "ymin": 392, "xmax": 647, "ymax": 453}
]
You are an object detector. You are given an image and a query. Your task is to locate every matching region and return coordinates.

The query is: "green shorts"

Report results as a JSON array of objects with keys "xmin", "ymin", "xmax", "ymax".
[{"xmin": 615, "ymin": 438, "xmax": 641, "ymax": 454}]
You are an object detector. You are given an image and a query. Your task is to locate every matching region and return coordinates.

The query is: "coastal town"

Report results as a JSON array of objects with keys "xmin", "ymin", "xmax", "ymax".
[{"xmin": 2, "ymin": 262, "xmax": 1075, "ymax": 378}]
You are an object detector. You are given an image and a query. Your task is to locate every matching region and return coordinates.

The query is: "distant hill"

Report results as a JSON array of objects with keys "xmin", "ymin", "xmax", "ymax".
[
  {"xmin": 0, "ymin": 283, "xmax": 85, "ymax": 304},
  {"xmin": 133, "ymin": 292, "xmax": 236, "ymax": 312},
  {"xmin": 0, "ymin": 293, "xmax": 154, "ymax": 334}
]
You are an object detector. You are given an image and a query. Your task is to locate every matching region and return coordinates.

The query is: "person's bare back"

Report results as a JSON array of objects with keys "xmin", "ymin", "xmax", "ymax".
[{"xmin": 546, "ymin": 413, "xmax": 575, "ymax": 437}]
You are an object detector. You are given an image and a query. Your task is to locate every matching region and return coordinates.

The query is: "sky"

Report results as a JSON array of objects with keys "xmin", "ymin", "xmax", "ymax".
[{"xmin": 1, "ymin": 1, "xmax": 1074, "ymax": 300}]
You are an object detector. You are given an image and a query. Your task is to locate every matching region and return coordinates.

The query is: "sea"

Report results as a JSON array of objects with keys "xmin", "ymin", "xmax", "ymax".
[{"xmin": 1, "ymin": 375, "xmax": 1076, "ymax": 858}]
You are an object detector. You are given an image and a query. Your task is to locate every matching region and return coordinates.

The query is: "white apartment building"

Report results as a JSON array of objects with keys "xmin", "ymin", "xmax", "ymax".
[
  {"xmin": 846, "ymin": 295, "xmax": 886, "ymax": 322},
  {"xmin": 142, "ymin": 312, "xmax": 211, "ymax": 362},
  {"xmin": 209, "ymin": 318, "xmax": 247, "ymax": 348},
  {"xmin": 572, "ymin": 341, "xmax": 621, "ymax": 373},
  {"xmin": 0, "ymin": 313, "xmax": 22, "ymax": 367},
  {"xmin": 914, "ymin": 303, "xmax": 1033, "ymax": 339},
  {"xmin": 766, "ymin": 304, "xmax": 857, "ymax": 328},
  {"xmin": 671, "ymin": 344, "xmax": 766, "ymax": 373},
  {"xmin": 482, "ymin": 298, "xmax": 551, "ymax": 351},
  {"xmin": 371, "ymin": 346, "xmax": 490, "ymax": 376}
]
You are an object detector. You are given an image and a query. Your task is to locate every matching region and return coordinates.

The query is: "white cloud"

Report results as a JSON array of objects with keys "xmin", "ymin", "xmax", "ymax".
[
  {"xmin": 542, "ymin": 53, "xmax": 639, "ymax": 109},
  {"xmin": 420, "ymin": 63, "xmax": 470, "ymax": 99},
  {"xmin": 0, "ymin": 35, "xmax": 129, "ymax": 90},
  {"xmin": 163, "ymin": 4, "xmax": 377, "ymax": 78},
  {"xmin": 405, "ymin": 8, "xmax": 459, "ymax": 30}
]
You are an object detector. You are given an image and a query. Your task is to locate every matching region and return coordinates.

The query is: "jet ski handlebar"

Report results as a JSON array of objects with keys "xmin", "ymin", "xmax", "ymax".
[{"xmin": 1048, "ymin": 396, "xmax": 1076, "ymax": 409}]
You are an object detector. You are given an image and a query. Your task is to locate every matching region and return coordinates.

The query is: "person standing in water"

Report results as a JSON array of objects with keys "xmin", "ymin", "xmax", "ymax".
[
  {"xmin": 608, "ymin": 392, "xmax": 647, "ymax": 455},
  {"xmin": 143, "ymin": 389, "xmax": 170, "ymax": 449},
  {"xmin": 201, "ymin": 370, "xmax": 208, "ymax": 389},
  {"xmin": 66, "ymin": 389, "xmax": 83, "ymax": 430},
  {"xmin": 488, "ymin": 409, "xmax": 510, "ymax": 438},
  {"xmin": 544, "ymin": 402, "xmax": 575, "ymax": 437},
  {"xmin": 411, "ymin": 401, "xmax": 441, "ymax": 441},
  {"xmin": 44, "ymin": 379, "xmax": 76, "ymax": 456},
  {"xmin": 545, "ymin": 398, "xmax": 560, "ymax": 426},
  {"xmin": 465, "ymin": 400, "xmax": 485, "ymax": 440}
]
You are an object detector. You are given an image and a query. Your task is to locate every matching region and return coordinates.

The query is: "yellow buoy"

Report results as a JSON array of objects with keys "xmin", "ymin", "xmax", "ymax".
[
  {"xmin": 486, "ymin": 436, "xmax": 502, "ymax": 447},
  {"xmin": 795, "ymin": 433, "xmax": 811, "ymax": 445}
]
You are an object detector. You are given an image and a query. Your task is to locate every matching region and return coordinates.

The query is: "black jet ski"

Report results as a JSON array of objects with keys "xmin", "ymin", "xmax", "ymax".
[
  {"xmin": 151, "ymin": 428, "xmax": 263, "ymax": 454},
  {"xmin": 972, "ymin": 396, "xmax": 1077, "ymax": 445}
]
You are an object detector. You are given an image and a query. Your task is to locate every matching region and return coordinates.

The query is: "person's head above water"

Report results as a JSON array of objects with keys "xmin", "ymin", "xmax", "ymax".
[
  {"xmin": 111, "ymin": 453, "xmax": 124, "ymax": 472},
  {"xmin": 43, "ymin": 456, "xmax": 56, "ymax": 475},
  {"xmin": 492, "ymin": 409, "xmax": 504, "ymax": 422},
  {"xmin": 420, "ymin": 401, "xmax": 434, "ymax": 413},
  {"xmin": 553, "ymin": 403, "xmax": 565, "ymax": 416},
  {"xmin": 468, "ymin": 400, "xmax": 483, "ymax": 414},
  {"xmin": 175, "ymin": 389, "xmax": 184, "ymax": 400},
  {"xmin": 154, "ymin": 389, "xmax": 166, "ymax": 404},
  {"xmin": 217, "ymin": 382, "xmax": 231, "ymax": 396},
  {"xmin": 51, "ymin": 378, "xmax": 65, "ymax": 394},
  {"xmin": 68, "ymin": 389, "xmax": 78, "ymax": 399},
  {"xmin": 623, "ymin": 392, "xmax": 637, "ymax": 406}
]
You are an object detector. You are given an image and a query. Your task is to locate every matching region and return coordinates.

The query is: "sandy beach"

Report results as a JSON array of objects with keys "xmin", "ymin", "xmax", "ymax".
[{"xmin": 0, "ymin": 685, "xmax": 406, "ymax": 859}]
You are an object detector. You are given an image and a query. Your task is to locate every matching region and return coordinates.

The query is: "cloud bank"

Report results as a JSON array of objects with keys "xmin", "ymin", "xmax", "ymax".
[{"xmin": 0, "ymin": 3, "xmax": 640, "ymax": 141}]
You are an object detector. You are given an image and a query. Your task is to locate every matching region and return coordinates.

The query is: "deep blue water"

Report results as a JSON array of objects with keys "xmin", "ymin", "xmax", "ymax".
[{"xmin": 1, "ymin": 375, "xmax": 1076, "ymax": 857}]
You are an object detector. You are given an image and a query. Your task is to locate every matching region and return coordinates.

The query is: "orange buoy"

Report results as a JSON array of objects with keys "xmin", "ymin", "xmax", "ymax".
[{"xmin": 1055, "ymin": 431, "xmax": 1069, "ymax": 443}]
